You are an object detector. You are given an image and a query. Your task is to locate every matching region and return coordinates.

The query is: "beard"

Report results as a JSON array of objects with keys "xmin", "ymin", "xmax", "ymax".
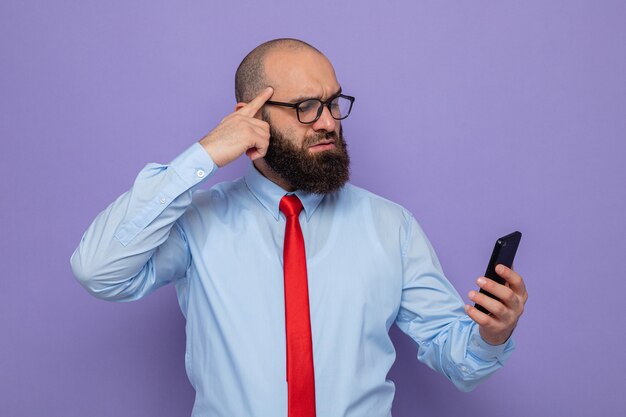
[{"xmin": 262, "ymin": 114, "xmax": 350, "ymax": 194}]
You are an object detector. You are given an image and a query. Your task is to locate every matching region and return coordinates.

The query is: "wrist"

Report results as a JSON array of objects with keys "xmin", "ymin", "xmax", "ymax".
[
  {"xmin": 199, "ymin": 138, "xmax": 226, "ymax": 168},
  {"xmin": 479, "ymin": 326, "xmax": 514, "ymax": 346}
]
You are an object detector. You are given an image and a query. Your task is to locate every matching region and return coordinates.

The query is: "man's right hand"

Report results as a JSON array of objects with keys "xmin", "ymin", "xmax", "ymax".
[{"xmin": 199, "ymin": 87, "xmax": 274, "ymax": 167}]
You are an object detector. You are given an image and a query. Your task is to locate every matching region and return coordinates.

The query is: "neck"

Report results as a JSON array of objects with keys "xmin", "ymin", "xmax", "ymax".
[{"xmin": 253, "ymin": 159, "xmax": 296, "ymax": 192}]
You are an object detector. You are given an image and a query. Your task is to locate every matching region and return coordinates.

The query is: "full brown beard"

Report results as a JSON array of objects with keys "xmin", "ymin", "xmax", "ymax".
[{"xmin": 262, "ymin": 115, "xmax": 350, "ymax": 194}]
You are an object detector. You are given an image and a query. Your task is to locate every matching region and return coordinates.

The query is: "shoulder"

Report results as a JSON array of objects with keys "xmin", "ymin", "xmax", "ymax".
[
  {"xmin": 338, "ymin": 183, "xmax": 412, "ymax": 220},
  {"xmin": 326, "ymin": 183, "xmax": 415, "ymax": 234},
  {"xmin": 332, "ymin": 183, "xmax": 424, "ymax": 255}
]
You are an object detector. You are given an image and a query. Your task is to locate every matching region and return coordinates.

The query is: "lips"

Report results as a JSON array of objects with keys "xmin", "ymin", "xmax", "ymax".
[
  {"xmin": 309, "ymin": 138, "xmax": 335, "ymax": 148},
  {"xmin": 308, "ymin": 139, "xmax": 336, "ymax": 153}
]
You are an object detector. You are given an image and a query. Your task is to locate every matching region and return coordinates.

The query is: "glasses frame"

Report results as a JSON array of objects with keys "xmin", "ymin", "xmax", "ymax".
[{"xmin": 265, "ymin": 93, "xmax": 355, "ymax": 124}]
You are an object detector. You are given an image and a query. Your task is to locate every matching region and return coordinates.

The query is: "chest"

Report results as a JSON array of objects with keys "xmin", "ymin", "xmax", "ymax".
[{"xmin": 184, "ymin": 205, "xmax": 404, "ymax": 330}]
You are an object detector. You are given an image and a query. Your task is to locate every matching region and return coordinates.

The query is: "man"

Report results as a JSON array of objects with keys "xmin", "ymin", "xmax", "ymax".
[{"xmin": 71, "ymin": 38, "xmax": 527, "ymax": 416}]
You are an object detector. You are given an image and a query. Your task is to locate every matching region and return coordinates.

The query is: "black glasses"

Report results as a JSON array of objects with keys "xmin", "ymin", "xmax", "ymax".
[{"xmin": 265, "ymin": 93, "xmax": 355, "ymax": 124}]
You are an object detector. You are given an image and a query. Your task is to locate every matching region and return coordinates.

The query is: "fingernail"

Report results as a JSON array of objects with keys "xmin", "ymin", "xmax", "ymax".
[
  {"xmin": 477, "ymin": 277, "xmax": 486, "ymax": 286},
  {"xmin": 496, "ymin": 264, "xmax": 504, "ymax": 274}
]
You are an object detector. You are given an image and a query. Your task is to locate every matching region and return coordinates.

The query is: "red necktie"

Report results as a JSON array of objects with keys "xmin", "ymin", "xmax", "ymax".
[{"xmin": 279, "ymin": 194, "xmax": 316, "ymax": 417}]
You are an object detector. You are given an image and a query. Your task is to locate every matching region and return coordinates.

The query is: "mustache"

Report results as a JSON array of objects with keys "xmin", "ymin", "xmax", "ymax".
[{"xmin": 302, "ymin": 130, "xmax": 340, "ymax": 148}]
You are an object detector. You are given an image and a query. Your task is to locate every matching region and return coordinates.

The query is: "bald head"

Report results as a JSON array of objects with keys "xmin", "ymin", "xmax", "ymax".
[{"xmin": 235, "ymin": 38, "xmax": 325, "ymax": 103}]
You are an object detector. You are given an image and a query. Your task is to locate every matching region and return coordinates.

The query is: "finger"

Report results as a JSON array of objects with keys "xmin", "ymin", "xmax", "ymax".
[
  {"xmin": 248, "ymin": 122, "xmax": 269, "ymax": 138},
  {"xmin": 249, "ymin": 116, "xmax": 270, "ymax": 127},
  {"xmin": 225, "ymin": 113, "xmax": 270, "ymax": 130},
  {"xmin": 246, "ymin": 147, "xmax": 265, "ymax": 161},
  {"xmin": 464, "ymin": 304, "xmax": 495, "ymax": 327},
  {"xmin": 248, "ymin": 118, "xmax": 271, "ymax": 133},
  {"xmin": 495, "ymin": 264, "xmax": 528, "ymax": 298},
  {"xmin": 244, "ymin": 131, "xmax": 270, "ymax": 161},
  {"xmin": 245, "ymin": 133, "xmax": 270, "ymax": 159},
  {"xmin": 476, "ymin": 277, "xmax": 517, "ymax": 307},
  {"xmin": 238, "ymin": 86, "xmax": 274, "ymax": 117},
  {"xmin": 468, "ymin": 290, "xmax": 509, "ymax": 319}
]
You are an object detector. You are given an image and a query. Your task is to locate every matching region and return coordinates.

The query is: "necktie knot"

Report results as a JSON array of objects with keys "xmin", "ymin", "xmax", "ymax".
[{"xmin": 280, "ymin": 194, "xmax": 304, "ymax": 218}]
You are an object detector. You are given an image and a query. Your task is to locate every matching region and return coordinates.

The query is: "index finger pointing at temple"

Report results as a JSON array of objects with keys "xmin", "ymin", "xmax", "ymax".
[{"xmin": 238, "ymin": 87, "xmax": 274, "ymax": 117}]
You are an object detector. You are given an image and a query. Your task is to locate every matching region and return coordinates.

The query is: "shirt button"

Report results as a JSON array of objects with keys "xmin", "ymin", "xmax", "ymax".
[
  {"xmin": 159, "ymin": 197, "xmax": 167, "ymax": 204},
  {"xmin": 196, "ymin": 169, "xmax": 205, "ymax": 178}
]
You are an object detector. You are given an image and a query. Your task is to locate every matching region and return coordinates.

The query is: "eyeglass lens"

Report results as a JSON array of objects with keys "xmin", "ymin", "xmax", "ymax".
[{"xmin": 297, "ymin": 96, "xmax": 352, "ymax": 123}]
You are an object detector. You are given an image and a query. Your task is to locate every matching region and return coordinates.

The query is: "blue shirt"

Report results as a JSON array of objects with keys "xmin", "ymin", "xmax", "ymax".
[{"xmin": 71, "ymin": 142, "xmax": 515, "ymax": 417}]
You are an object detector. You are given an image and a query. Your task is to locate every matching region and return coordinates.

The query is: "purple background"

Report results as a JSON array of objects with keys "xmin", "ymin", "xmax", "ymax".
[{"xmin": 2, "ymin": 1, "xmax": 625, "ymax": 416}]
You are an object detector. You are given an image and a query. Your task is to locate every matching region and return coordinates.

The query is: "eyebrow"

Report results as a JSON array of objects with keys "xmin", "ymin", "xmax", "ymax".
[{"xmin": 288, "ymin": 87, "xmax": 342, "ymax": 104}]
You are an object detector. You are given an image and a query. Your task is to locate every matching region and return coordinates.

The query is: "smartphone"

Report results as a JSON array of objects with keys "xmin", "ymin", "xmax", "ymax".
[{"xmin": 474, "ymin": 231, "xmax": 522, "ymax": 315}]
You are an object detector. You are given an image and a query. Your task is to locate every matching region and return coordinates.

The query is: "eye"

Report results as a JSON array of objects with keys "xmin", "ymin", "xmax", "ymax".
[{"xmin": 297, "ymin": 99, "xmax": 319, "ymax": 114}]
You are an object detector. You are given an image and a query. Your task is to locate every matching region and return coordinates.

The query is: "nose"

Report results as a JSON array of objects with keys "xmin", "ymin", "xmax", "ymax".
[{"xmin": 311, "ymin": 105, "xmax": 336, "ymax": 132}]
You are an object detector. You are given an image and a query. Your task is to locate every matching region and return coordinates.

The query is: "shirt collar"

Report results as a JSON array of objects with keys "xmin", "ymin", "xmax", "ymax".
[{"xmin": 244, "ymin": 163, "xmax": 325, "ymax": 221}]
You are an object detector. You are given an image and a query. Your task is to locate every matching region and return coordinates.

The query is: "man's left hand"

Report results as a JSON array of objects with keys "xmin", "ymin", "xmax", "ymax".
[{"xmin": 465, "ymin": 264, "xmax": 528, "ymax": 345}]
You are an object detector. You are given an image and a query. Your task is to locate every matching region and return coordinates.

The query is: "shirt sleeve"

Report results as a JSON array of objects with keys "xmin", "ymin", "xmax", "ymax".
[
  {"xmin": 70, "ymin": 143, "xmax": 217, "ymax": 301},
  {"xmin": 394, "ymin": 213, "xmax": 515, "ymax": 392}
]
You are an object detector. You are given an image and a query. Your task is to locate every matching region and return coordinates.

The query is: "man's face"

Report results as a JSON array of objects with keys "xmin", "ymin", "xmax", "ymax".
[{"xmin": 261, "ymin": 49, "xmax": 350, "ymax": 194}]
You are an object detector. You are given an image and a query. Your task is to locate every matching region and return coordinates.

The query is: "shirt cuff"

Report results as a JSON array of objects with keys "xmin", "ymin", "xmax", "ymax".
[
  {"xmin": 169, "ymin": 142, "xmax": 218, "ymax": 189},
  {"xmin": 467, "ymin": 323, "xmax": 516, "ymax": 362},
  {"xmin": 113, "ymin": 143, "xmax": 217, "ymax": 246}
]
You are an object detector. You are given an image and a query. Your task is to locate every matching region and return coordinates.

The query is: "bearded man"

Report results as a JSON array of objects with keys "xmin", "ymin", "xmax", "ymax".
[{"xmin": 71, "ymin": 38, "xmax": 527, "ymax": 417}]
